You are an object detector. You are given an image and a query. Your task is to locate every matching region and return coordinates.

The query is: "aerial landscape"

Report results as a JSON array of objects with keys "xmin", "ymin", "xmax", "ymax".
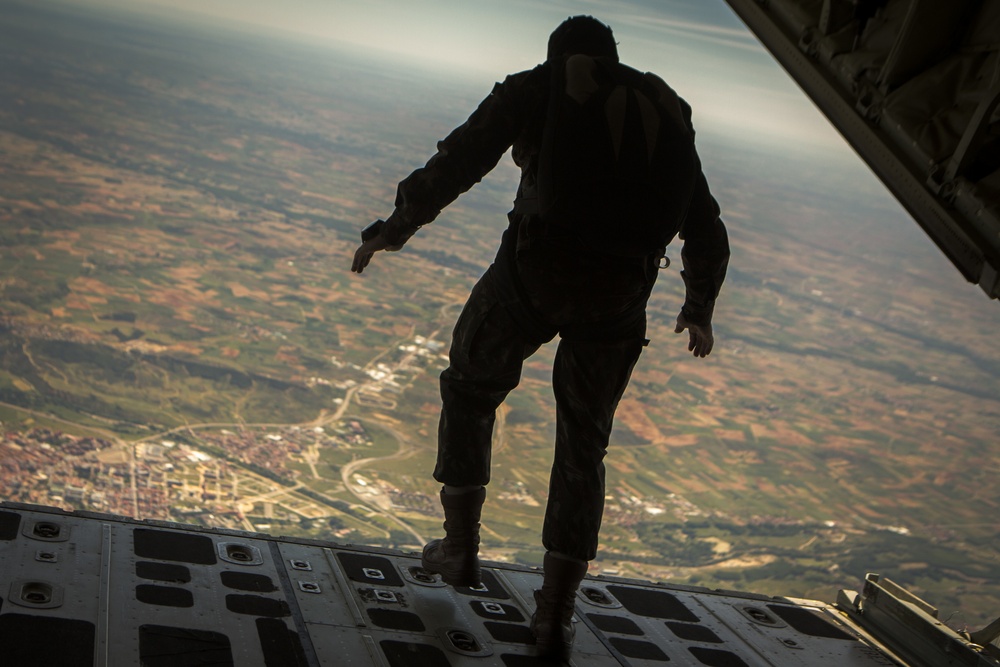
[{"xmin": 1, "ymin": 0, "xmax": 998, "ymax": 631}]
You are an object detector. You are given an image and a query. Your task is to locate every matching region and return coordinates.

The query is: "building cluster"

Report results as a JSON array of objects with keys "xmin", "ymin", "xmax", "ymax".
[
  {"xmin": 387, "ymin": 488, "xmax": 438, "ymax": 516},
  {"xmin": 1, "ymin": 318, "xmax": 96, "ymax": 346},
  {"xmin": 604, "ymin": 487, "xmax": 703, "ymax": 528},
  {"xmin": 495, "ymin": 479, "xmax": 541, "ymax": 507},
  {"xmin": 339, "ymin": 420, "xmax": 371, "ymax": 447},
  {"xmin": 0, "ymin": 419, "xmax": 377, "ymax": 532},
  {"xmin": 0, "ymin": 428, "xmax": 153, "ymax": 517},
  {"xmin": 355, "ymin": 335, "xmax": 448, "ymax": 410},
  {"xmin": 199, "ymin": 428, "xmax": 301, "ymax": 482},
  {"xmin": 196, "ymin": 422, "xmax": 371, "ymax": 482}
]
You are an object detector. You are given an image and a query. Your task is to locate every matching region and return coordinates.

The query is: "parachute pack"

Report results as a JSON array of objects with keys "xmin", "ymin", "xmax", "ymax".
[{"xmin": 531, "ymin": 55, "xmax": 699, "ymax": 257}]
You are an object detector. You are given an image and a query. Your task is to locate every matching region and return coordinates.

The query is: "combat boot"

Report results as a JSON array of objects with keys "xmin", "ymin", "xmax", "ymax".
[
  {"xmin": 421, "ymin": 486, "xmax": 486, "ymax": 587},
  {"xmin": 531, "ymin": 551, "xmax": 589, "ymax": 662}
]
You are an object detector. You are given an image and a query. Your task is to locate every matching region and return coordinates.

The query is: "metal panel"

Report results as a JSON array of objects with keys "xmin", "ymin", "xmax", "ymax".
[
  {"xmin": 839, "ymin": 574, "xmax": 1000, "ymax": 667},
  {"xmin": 1, "ymin": 502, "xmax": 995, "ymax": 666}
]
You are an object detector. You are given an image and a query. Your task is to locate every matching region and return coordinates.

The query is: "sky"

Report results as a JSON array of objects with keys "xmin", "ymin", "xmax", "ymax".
[
  {"xmin": 36, "ymin": 0, "xmax": 999, "ymax": 307},
  {"xmin": 52, "ymin": 0, "xmax": 855, "ymax": 158}
]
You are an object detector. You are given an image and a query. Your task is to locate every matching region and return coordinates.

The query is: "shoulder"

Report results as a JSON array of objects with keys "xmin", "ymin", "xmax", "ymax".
[
  {"xmin": 491, "ymin": 63, "xmax": 550, "ymax": 116},
  {"xmin": 624, "ymin": 65, "xmax": 693, "ymax": 131},
  {"xmin": 497, "ymin": 63, "xmax": 550, "ymax": 94}
]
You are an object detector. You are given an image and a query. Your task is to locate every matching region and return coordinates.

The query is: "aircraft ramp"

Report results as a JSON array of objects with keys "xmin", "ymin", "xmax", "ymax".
[{"xmin": 2, "ymin": 502, "xmax": 998, "ymax": 666}]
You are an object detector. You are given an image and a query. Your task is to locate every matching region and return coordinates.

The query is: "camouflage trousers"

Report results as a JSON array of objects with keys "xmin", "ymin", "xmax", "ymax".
[{"xmin": 434, "ymin": 255, "xmax": 650, "ymax": 562}]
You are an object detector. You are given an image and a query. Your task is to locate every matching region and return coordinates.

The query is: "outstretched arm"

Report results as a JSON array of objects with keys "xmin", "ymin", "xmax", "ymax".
[{"xmin": 349, "ymin": 69, "xmax": 538, "ymax": 275}]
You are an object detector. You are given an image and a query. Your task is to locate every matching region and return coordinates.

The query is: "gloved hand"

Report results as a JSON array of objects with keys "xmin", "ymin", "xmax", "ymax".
[
  {"xmin": 351, "ymin": 233, "xmax": 390, "ymax": 274},
  {"xmin": 351, "ymin": 219, "xmax": 403, "ymax": 274},
  {"xmin": 674, "ymin": 310, "xmax": 714, "ymax": 357}
]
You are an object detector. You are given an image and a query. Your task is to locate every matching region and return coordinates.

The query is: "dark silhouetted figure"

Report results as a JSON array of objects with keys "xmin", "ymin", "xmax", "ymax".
[{"xmin": 352, "ymin": 15, "xmax": 729, "ymax": 661}]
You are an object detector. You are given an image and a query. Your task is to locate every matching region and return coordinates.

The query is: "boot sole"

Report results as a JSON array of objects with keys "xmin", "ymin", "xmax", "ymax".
[
  {"xmin": 531, "ymin": 617, "xmax": 573, "ymax": 662},
  {"xmin": 531, "ymin": 592, "xmax": 576, "ymax": 662},
  {"xmin": 533, "ymin": 637, "xmax": 572, "ymax": 663},
  {"xmin": 420, "ymin": 555, "xmax": 481, "ymax": 588}
]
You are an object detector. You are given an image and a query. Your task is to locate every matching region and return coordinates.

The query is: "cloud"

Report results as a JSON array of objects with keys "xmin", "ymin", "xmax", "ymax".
[{"xmin": 616, "ymin": 13, "xmax": 762, "ymax": 53}]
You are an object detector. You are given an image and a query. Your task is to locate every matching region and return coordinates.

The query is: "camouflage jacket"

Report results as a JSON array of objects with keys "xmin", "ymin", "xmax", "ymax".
[{"xmin": 381, "ymin": 61, "xmax": 730, "ymax": 323}]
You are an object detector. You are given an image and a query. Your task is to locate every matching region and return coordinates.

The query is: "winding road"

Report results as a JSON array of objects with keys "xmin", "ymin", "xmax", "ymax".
[{"xmin": 3, "ymin": 299, "xmax": 465, "ymax": 545}]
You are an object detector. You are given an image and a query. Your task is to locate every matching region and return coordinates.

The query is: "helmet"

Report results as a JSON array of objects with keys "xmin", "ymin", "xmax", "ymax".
[{"xmin": 547, "ymin": 15, "xmax": 619, "ymax": 62}]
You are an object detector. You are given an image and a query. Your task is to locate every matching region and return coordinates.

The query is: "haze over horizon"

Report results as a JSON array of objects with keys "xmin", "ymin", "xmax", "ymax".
[{"xmin": 44, "ymin": 0, "xmax": 865, "ymax": 160}]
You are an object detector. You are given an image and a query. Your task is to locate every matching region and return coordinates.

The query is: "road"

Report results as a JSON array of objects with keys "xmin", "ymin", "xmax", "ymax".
[
  {"xmin": 322, "ymin": 301, "xmax": 463, "ymax": 547},
  {"xmin": 339, "ymin": 420, "xmax": 426, "ymax": 546},
  {"xmin": 1, "ymin": 299, "xmax": 462, "ymax": 545}
]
